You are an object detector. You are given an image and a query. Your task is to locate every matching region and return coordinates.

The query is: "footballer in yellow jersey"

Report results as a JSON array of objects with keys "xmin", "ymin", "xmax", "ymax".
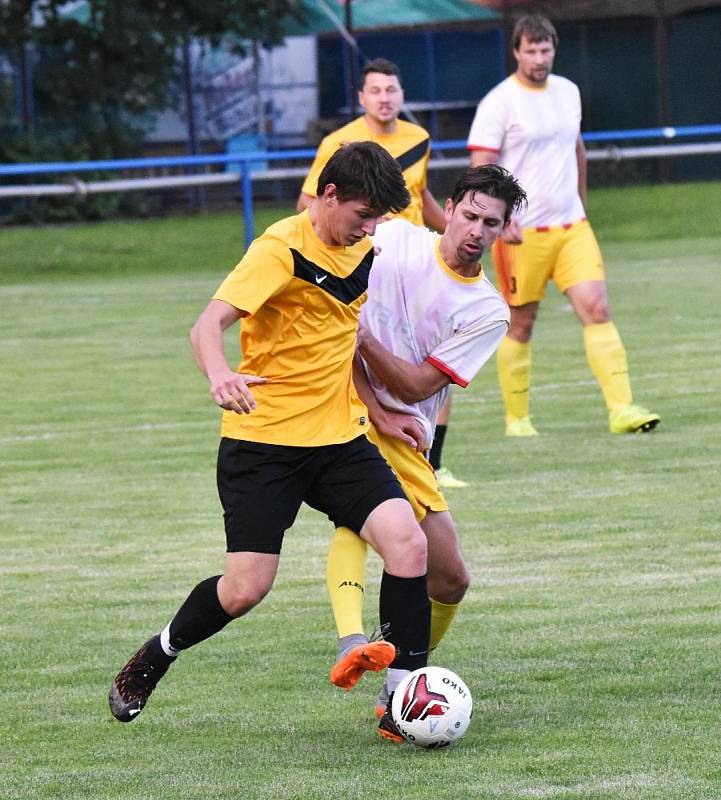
[
  {"xmin": 213, "ymin": 209, "xmax": 373, "ymax": 447},
  {"xmin": 109, "ymin": 143, "xmax": 433, "ymax": 743},
  {"xmin": 298, "ymin": 57, "xmax": 461, "ymax": 488},
  {"xmin": 298, "ymin": 58, "xmax": 447, "ymax": 234},
  {"xmin": 301, "ymin": 115, "xmax": 431, "ymax": 227}
]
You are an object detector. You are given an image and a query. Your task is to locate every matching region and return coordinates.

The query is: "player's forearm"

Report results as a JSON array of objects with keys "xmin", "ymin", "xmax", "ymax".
[
  {"xmin": 354, "ymin": 352, "xmax": 427, "ymax": 450},
  {"xmin": 576, "ymin": 136, "xmax": 588, "ymax": 210},
  {"xmin": 352, "ymin": 352, "xmax": 384, "ymax": 421},
  {"xmin": 469, "ymin": 149, "xmax": 498, "ymax": 167},
  {"xmin": 190, "ymin": 318, "xmax": 232, "ymax": 381},
  {"xmin": 421, "ymin": 189, "xmax": 447, "ymax": 233},
  {"xmin": 296, "ymin": 192, "xmax": 314, "ymax": 212},
  {"xmin": 358, "ymin": 333, "xmax": 432, "ymax": 404},
  {"xmin": 190, "ymin": 301, "xmax": 241, "ymax": 382}
]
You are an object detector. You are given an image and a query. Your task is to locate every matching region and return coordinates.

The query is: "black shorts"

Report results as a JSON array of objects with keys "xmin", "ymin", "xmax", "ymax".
[{"xmin": 216, "ymin": 435, "xmax": 406, "ymax": 554}]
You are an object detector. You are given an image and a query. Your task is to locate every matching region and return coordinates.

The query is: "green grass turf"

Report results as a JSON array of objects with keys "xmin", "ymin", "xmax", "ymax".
[
  {"xmin": 2, "ymin": 180, "xmax": 721, "ymax": 285},
  {"xmin": 0, "ymin": 206, "xmax": 286, "ymax": 284},
  {"xmin": 1, "ymin": 182, "xmax": 721, "ymax": 799}
]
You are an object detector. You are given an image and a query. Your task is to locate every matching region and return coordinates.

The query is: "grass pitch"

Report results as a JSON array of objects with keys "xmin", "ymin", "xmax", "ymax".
[{"xmin": 1, "ymin": 182, "xmax": 721, "ymax": 799}]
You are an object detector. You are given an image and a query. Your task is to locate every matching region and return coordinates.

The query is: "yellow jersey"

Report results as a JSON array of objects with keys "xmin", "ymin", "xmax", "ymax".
[
  {"xmin": 301, "ymin": 116, "xmax": 431, "ymax": 226},
  {"xmin": 213, "ymin": 210, "xmax": 372, "ymax": 447}
]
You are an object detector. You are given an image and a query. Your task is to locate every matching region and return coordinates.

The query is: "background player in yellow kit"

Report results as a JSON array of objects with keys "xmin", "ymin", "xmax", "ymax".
[{"xmin": 298, "ymin": 57, "xmax": 466, "ymax": 488}]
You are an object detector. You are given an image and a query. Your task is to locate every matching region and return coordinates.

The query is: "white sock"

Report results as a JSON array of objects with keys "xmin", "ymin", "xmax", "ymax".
[
  {"xmin": 337, "ymin": 633, "xmax": 369, "ymax": 661},
  {"xmin": 160, "ymin": 623, "xmax": 180, "ymax": 658},
  {"xmin": 386, "ymin": 668, "xmax": 409, "ymax": 694}
]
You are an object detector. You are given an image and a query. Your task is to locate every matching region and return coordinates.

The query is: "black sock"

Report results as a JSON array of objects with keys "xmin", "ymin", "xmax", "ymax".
[
  {"xmin": 379, "ymin": 571, "xmax": 430, "ymax": 672},
  {"xmin": 429, "ymin": 425, "xmax": 447, "ymax": 470},
  {"xmin": 168, "ymin": 575, "xmax": 234, "ymax": 652}
]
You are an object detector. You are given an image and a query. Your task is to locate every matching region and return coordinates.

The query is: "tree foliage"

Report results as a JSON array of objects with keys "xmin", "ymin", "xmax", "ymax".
[{"xmin": 0, "ymin": 0, "xmax": 300, "ymax": 157}]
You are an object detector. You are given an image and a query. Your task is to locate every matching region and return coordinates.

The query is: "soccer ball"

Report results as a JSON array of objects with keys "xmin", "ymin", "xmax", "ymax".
[{"xmin": 391, "ymin": 666, "xmax": 473, "ymax": 748}]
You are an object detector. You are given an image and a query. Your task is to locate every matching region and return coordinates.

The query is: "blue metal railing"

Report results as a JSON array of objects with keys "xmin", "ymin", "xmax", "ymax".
[
  {"xmin": 433, "ymin": 123, "xmax": 721, "ymax": 150},
  {"xmin": 2, "ymin": 124, "xmax": 720, "ymax": 247},
  {"xmin": 0, "ymin": 147, "xmax": 317, "ymax": 176}
]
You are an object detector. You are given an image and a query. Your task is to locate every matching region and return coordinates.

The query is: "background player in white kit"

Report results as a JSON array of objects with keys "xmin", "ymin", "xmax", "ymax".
[
  {"xmin": 325, "ymin": 165, "xmax": 527, "ymax": 740},
  {"xmin": 468, "ymin": 14, "xmax": 659, "ymax": 437}
]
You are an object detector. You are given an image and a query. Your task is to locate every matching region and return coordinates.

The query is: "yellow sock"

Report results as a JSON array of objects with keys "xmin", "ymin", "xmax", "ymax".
[
  {"xmin": 497, "ymin": 336, "xmax": 532, "ymax": 422},
  {"xmin": 583, "ymin": 322, "xmax": 632, "ymax": 411},
  {"xmin": 429, "ymin": 597, "xmax": 460, "ymax": 651},
  {"xmin": 326, "ymin": 526, "xmax": 368, "ymax": 638}
]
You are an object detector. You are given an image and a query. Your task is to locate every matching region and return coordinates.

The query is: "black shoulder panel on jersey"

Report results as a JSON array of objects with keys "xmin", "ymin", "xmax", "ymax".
[
  {"xmin": 290, "ymin": 247, "xmax": 374, "ymax": 305},
  {"xmin": 396, "ymin": 137, "xmax": 430, "ymax": 172}
]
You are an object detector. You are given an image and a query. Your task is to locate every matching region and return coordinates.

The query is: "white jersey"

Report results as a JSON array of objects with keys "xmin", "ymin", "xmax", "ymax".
[
  {"xmin": 467, "ymin": 74, "xmax": 586, "ymax": 229},
  {"xmin": 362, "ymin": 219, "xmax": 509, "ymax": 446}
]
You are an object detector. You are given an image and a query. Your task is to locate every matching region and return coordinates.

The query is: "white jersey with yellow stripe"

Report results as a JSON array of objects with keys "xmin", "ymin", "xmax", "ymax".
[
  {"xmin": 361, "ymin": 218, "xmax": 509, "ymax": 446},
  {"xmin": 467, "ymin": 74, "xmax": 586, "ymax": 229}
]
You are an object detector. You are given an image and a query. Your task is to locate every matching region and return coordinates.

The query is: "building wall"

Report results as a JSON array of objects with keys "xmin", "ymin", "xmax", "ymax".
[
  {"xmin": 315, "ymin": 9, "xmax": 720, "ymax": 135},
  {"xmin": 317, "ymin": 27, "xmax": 504, "ymax": 138},
  {"xmin": 147, "ymin": 36, "xmax": 317, "ymax": 148},
  {"xmin": 312, "ymin": 9, "xmax": 721, "ymax": 182}
]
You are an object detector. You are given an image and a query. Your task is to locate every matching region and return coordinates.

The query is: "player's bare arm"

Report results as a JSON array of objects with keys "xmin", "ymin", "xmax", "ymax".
[
  {"xmin": 469, "ymin": 149, "xmax": 497, "ymax": 168},
  {"xmin": 421, "ymin": 188, "xmax": 448, "ymax": 233},
  {"xmin": 190, "ymin": 298, "xmax": 266, "ymax": 414},
  {"xmin": 499, "ymin": 217, "xmax": 523, "ymax": 244},
  {"xmin": 576, "ymin": 134, "xmax": 588, "ymax": 211},
  {"xmin": 352, "ymin": 353, "xmax": 427, "ymax": 451},
  {"xmin": 357, "ymin": 325, "xmax": 450, "ymax": 404},
  {"xmin": 296, "ymin": 191, "xmax": 314, "ymax": 212}
]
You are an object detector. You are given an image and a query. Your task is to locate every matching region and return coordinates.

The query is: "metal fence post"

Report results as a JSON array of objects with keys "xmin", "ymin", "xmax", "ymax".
[{"xmin": 241, "ymin": 158, "xmax": 254, "ymax": 249}]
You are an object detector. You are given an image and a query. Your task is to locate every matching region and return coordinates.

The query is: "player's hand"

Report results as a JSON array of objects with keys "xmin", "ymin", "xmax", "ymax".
[
  {"xmin": 208, "ymin": 371, "xmax": 267, "ymax": 414},
  {"xmin": 373, "ymin": 409, "xmax": 427, "ymax": 451},
  {"xmin": 501, "ymin": 218, "xmax": 523, "ymax": 245},
  {"xmin": 357, "ymin": 323, "xmax": 382, "ymax": 353}
]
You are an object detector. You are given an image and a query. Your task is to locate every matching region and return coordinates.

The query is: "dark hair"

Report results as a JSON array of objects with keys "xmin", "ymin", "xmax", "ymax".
[
  {"xmin": 449, "ymin": 164, "xmax": 527, "ymax": 223},
  {"xmin": 316, "ymin": 141, "xmax": 410, "ymax": 216},
  {"xmin": 512, "ymin": 14, "xmax": 558, "ymax": 50},
  {"xmin": 361, "ymin": 58, "xmax": 402, "ymax": 87}
]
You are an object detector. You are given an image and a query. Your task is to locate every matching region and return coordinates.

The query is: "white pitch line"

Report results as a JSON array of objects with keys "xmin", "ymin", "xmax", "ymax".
[
  {"xmin": 453, "ymin": 370, "xmax": 714, "ymax": 405},
  {"xmin": 0, "ymin": 420, "xmax": 212, "ymax": 444}
]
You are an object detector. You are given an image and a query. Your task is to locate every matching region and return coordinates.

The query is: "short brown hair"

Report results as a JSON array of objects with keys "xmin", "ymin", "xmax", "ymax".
[
  {"xmin": 361, "ymin": 58, "xmax": 402, "ymax": 88},
  {"xmin": 512, "ymin": 14, "xmax": 558, "ymax": 50},
  {"xmin": 316, "ymin": 141, "xmax": 410, "ymax": 216},
  {"xmin": 449, "ymin": 164, "xmax": 527, "ymax": 225}
]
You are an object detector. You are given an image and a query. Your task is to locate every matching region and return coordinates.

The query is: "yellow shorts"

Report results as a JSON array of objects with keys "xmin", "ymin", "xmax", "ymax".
[
  {"xmin": 366, "ymin": 424, "xmax": 448, "ymax": 522},
  {"xmin": 492, "ymin": 218, "xmax": 605, "ymax": 306}
]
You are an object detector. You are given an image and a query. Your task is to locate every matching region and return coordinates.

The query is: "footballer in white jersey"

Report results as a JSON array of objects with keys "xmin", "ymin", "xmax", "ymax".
[
  {"xmin": 468, "ymin": 74, "xmax": 586, "ymax": 229},
  {"xmin": 326, "ymin": 166, "xmax": 527, "ymax": 729},
  {"xmin": 466, "ymin": 12, "xmax": 660, "ymax": 439},
  {"xmin": 361, "ymin": 218, "xmax": 509, "ymax": 449}
]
